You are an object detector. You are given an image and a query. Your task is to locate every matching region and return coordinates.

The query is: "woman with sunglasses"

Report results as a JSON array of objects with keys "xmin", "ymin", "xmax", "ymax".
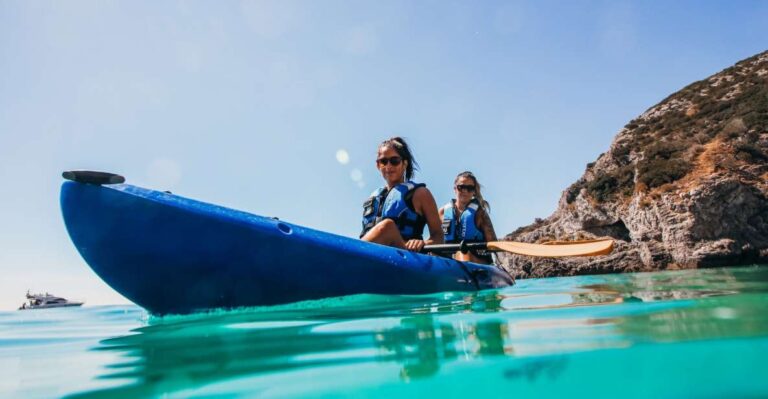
[
  {"xmin": 361, "ymin": 137, "xmax": 444, "ymax": 252},
  {"xmin": 440, "ymin": 171, "xmax": 497, "ymax": 264}
]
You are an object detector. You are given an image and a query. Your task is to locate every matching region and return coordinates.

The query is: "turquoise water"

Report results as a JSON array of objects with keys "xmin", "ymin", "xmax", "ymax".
[{"xmin": 2, "ymin": 266, "xmax": 768, "ymax": 398}]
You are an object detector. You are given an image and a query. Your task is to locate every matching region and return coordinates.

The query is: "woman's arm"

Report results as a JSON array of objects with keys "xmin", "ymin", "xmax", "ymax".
[
  {"xmin": 476, "ymin": 208, "xmax": 498, "ymax": 242},
  {"xmin": 410, "ymin": 187, "xmax": 444, "ymax": 249}
]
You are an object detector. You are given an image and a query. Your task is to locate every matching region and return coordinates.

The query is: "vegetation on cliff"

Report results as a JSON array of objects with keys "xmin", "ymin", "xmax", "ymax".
[
  {"xmin": 566, "ymin": 51, "xmax": 768, "ymax": 205},
  {"xmin": 502, "ymin": 50, "xmax": 768, "ymax": 278}
]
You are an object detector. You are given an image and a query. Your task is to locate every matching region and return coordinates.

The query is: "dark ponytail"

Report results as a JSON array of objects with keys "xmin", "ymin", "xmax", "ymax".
[{"xmin": 379, "ymin": 137, "xmax": 419, "ymax": 181}]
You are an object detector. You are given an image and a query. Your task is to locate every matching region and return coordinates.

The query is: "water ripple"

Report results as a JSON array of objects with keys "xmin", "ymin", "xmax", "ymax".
[{"xmin": 2, "ymin": 266, "xmax": 768, "ymax": 399}]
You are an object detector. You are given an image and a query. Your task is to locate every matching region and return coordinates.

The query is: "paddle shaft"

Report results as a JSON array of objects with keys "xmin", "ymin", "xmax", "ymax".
[{"xmin": 423, "ymin": 241, "xmax": 487, "ymax": 254}]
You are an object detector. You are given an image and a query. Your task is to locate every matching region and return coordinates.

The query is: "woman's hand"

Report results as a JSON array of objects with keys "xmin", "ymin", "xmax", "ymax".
[{"xmin": 404, "ymin": 239, "xmax": 425, "ymax": 252}]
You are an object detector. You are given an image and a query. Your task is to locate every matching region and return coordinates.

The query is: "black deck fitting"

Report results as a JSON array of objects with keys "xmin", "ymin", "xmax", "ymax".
[{"xmin": 62, "ymin": 171, "xmax": 125, "ymax": 185}]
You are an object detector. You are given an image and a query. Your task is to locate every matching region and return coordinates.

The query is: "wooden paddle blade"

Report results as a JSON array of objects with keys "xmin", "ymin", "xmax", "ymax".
[{"xmin": 486, "ymin": 239, "xmax": 614, "ymax": 257}]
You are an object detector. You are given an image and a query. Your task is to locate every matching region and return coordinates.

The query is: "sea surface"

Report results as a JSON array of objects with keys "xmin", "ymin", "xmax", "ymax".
[{"xmin": 2, "ymin": 265, "xmax": 768, "ymax": 398}]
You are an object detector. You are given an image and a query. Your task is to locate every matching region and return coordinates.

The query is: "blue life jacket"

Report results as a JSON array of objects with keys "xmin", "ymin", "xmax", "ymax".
[
  {"xmin": 361, "ymin": 181, "xmax": 427, "ymax": 240},
  {"xmin": 442, "ymin": 198, "xmax": 485, "ymax": 244}
]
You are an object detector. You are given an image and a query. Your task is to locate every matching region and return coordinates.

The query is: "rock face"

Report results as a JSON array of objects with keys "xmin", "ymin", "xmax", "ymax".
[{"xmin": 499, "ymin": 51, "xmax": 768, "ymax": 278}]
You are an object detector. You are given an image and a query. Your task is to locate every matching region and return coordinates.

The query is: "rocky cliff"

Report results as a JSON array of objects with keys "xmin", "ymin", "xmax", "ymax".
[{"xmin": 499, "ymin": 50, "xmax": 768, "ymax": 278}]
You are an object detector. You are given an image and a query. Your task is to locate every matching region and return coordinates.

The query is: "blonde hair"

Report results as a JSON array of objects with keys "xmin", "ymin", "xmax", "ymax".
[{"xmin": 455, "ymin": 171, "xmax": 490, "ymax": 213}]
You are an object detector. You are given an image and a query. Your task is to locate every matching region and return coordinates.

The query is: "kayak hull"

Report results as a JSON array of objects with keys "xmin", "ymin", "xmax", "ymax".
[{"xmin": 60, "ymin": 181, "xmax": 514, "ymax": 315}]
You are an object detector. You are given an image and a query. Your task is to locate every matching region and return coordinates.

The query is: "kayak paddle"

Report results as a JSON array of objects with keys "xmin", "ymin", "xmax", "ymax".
[{"xmin": 423, "ymin": 238, "xmax": 614, "ymax": 258}]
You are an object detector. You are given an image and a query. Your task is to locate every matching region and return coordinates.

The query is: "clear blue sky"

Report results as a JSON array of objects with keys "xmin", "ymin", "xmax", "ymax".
[{"xmin": 1, "ymin": 0, "xmax": 766, "ymax": 309}]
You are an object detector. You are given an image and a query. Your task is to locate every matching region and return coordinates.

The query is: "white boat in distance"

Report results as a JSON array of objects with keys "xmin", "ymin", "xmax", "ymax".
[{"xmin": 18, "ymin": 291, "xmax": 84, "ymax": 310}]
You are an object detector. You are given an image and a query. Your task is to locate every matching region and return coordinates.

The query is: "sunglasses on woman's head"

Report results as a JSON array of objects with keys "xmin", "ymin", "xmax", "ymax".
[
  {"xmin": 376, "ymin": 156, "xmax": 402, "ymax": 166},
  {"xmin": 456, "ymin": 184, "xmax": 476, "ymax": 192}
]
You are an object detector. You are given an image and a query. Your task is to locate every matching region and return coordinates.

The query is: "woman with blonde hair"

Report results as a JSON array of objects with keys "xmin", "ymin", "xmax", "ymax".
[{"xmin": 439, "ymin": 171, "xmax": 497, "ymax": 264}]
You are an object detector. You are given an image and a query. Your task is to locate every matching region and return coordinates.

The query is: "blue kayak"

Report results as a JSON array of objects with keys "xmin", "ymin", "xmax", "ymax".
[{"xmin": 60, "ymin": 172, "xmax": 514, "ymax": 315}]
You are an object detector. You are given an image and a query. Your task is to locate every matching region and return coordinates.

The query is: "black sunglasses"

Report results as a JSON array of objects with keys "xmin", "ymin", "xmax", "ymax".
[
  {"xmin": 456, "ymin": 184, "xmax": 476, "ymax": 193},
  {"xmin": 376, "ymin": 156, "xmax": 403, "ymax": 166}
]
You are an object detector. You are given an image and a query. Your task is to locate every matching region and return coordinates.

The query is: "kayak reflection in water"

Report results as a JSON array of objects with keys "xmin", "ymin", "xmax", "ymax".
[
  {"xmin": 360, "ymin": 137, "xmax": 444, "ymax": 252},
  {"xmin": 440, "ymin": 171, "xmax": 498, "ymax": 264}
]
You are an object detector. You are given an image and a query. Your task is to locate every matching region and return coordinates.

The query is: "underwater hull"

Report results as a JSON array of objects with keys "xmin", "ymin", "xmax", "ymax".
[{"xmin": 60, "ymin": 181, "xmax": 514, "ymax": 315}]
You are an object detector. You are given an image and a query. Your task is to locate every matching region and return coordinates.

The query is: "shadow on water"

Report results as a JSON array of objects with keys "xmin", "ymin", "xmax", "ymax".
[{"xmin": 65, "ymin": 266, "xmax": 768, "ymax": 398}]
